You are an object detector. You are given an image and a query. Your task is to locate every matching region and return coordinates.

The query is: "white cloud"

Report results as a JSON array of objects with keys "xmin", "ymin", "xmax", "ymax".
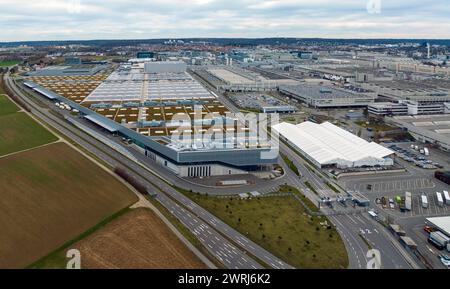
[{"xmin": 0, "ymin": 0, "xmax": 448, "ymax": 41}]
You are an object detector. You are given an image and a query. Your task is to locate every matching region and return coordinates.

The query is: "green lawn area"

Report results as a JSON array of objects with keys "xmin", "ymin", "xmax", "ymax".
[
  {"xmin": 184, "ymin": 187, "xmax": 348, "ymax": 269},
  {"xmin": 0, "ymin": 112, "xmax": 58, "ymax": 156},
  {"xmin": 0, "ymin": 60, "xmax": 20, "ymax": 67},
  {"xmin": 281, "ymin": 153, "xmax": 300, "ymax": 176},
  {"xmin": 355, "ymin": 121, "xmax": 396, "ymax": 132},
  {"xmin": 0, "ymin": 94, "xmax": 19, "ymax": 116}
]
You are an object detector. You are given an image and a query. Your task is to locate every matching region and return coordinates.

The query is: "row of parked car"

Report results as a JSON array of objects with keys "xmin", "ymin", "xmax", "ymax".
[{"xmin": 388, "ymin": 145, "xmax": 444, "ymax": 169}]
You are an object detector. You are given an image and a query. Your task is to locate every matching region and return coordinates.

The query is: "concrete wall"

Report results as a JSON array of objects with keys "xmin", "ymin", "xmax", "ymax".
[{"xmin": 144, "ymin": 61, "xmax": 187, "ymax": 73}]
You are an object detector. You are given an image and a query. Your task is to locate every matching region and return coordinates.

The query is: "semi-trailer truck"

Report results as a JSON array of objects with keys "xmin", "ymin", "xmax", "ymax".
[
  {"xmin": 429, "ymin": 231, "xmax": 450, "ymax": 250},
  {"xmin": 404, "ymin": 192, "xmax": 412, "ymax": 211},
  {"xmin": 444, "ymin": 191, "xmax": 450, "ymax": 205}
]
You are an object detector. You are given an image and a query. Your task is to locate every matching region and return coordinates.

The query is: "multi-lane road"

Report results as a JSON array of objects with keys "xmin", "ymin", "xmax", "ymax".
[
  {"xmin": 7, "ymin": 71, "xmax": 419, "ymax": 269},
  {"xmin": 5, "ymin": 73, "xmax": 294, "ymax": 269},
  {"xmin": 197, "ymin": 77, "xmax": 420, "ymax": 269}
]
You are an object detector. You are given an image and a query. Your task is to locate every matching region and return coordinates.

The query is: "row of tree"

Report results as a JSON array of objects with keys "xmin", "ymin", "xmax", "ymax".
[
  {"xmin": 114, "ymin": 167, "xmax": 149, "ymax": 196},
  {"xmin": 0, "ymin": 73, "xmax": 31, "ymax": 112}
]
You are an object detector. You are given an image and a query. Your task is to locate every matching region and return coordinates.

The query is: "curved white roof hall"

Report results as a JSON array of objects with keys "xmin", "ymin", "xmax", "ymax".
[{"xmin": 273, "ymin": 121, "xmax": 394, "ymax": 167}]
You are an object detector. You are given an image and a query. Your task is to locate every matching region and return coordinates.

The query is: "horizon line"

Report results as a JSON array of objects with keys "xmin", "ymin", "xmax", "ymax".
[{"xmin": 2, "ymin": 37, "xmax": 450, "ymax": 44}]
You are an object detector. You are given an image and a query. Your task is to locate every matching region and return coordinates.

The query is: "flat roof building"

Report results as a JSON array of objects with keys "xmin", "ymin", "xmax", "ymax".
[
  {"xmin": 144, "ymin": 61, "xmax": 187, "ymax": 74},
  {"xmin": 386, "ymin": 114, "xmax": 450, "ymax": 151},
  {"xmin": 279, "ymin": 84, "xmax": 376, "ymax": 108},
  {"xmin": 24, "ymin": 63, "xmax": 278, "ymax": 177},
  {"xmin": 361, "ymin": 80, "xmax": 450, "ymax": 103},
  {"xmin": 194, "ymin": 66, "xmax": 299, "ymax": 92},
  {"xmin": 27, "ymin": 64, "xmax": 108, "ymax": 76},
  {"xmin": 427, "ymin": 216, "xmax": 450, "ymax": 237}
]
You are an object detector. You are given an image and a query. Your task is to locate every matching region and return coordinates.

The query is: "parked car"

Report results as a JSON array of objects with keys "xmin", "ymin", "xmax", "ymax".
[
  {"xmin": 439, "ymin": 255, "xmax": 450, "ymax": 268},
  {"xmin": 424, "ymin": 226, "xmax": 434, "ymax": 233}
]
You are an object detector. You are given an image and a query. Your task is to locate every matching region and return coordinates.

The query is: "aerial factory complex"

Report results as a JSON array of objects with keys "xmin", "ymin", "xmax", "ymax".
[
  {"xmin": 24, "ymin": 61, "xmax": 277, "ymax": 177},
  {"xmin": 2, "ymin": 37, "xmax": 450, "ymax": 272}
]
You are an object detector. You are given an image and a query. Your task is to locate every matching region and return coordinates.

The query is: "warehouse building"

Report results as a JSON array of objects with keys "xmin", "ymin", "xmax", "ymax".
[
  {"xmin": 144, "ymin": 61, "xmax": 187, "ymax": 74},
  {"xmin": 193, "ymin": 66, "xmax": 298, "ymax": 92},
  {"xmin": 279, "ymin": 84, "xmax": 376, "ymax": 108},
  {"xmin": 361, "ymin": 80, "xmax": 450, "ymax": 103},
  {"xmin": 386, "ymin": 114, "xmax": 450, "ymax": 151},
  {"xmin": 27, "ymin": 64, "xmax": 108, "ymax": 76},
  {"xmin": 24, "ymin": 62, "xmax": 279, "ymax": 177},
  {"xmin": 272, "ymin": 121, "xmax": 394, "ymax": 169}
]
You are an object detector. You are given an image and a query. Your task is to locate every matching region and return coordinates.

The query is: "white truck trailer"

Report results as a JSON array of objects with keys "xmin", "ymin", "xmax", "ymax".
[
  {"xmin": 437, "ymin": 192, "xmax": 444, "ymax": 207},
  {"xmin": 429, "ymin": 231, "xmax": 450, "ymax": 250},
  {"xmin": 405, "ymin": 192, "xmax": 412, "ymax": 211},
  {"xmin": 443, "ymin": 191, "xmax": 450, "ymax": 205},
  {"xmin": 421, "ymin": 194, "xmax": 429, "ymax": 209}
]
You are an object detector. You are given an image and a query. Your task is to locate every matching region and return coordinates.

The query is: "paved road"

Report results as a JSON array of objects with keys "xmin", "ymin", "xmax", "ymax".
[
  {"xmin": 6, "ymin": 74, "xmax": 293, "ymax": 269},
  {"xmin": 175, "ymin": 82, "xmax": 420, "ymax": 269},
  {"xmin": 196, "ymin": 79, "xmax": 380, "ymax": 269},
  {"xmin": 12, "ymin": 72, "xmax": 416, "ymax": 269}
]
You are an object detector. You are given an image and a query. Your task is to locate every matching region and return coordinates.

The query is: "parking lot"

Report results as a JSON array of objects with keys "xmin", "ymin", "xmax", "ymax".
[
  {"xmin": 375, "ymin": 191, "xmax": 450, "ymax": 218},
  {"xmin": 396, "ymin": 216, "xmax": 449, "ymax": 269},
  {"xmin": 409, "ymin": 193, "xmax": 450, "ymax": 217},
  {"xmin": 387, "ymin": 143, "xmax": 446, "ymax": 170},
  {"xmin": 350, "ymin": 178, "xmax": 436, "ymax": 194}
]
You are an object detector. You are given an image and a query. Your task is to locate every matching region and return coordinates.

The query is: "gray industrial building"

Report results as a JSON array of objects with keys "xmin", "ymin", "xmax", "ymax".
[
  {"xmin": 279, "ymin": 84, "xmax": 376, "ymax": 108},
  {"xmin": 361, "ymin": 80, "xmax": 450, "ymax": 103},
  {"xmin": 23, "ymin": 77, "xmax": 278, "ymax": 177},
  {"xmin": 144, "ymin": 61, "xmax": 187, "ymax": 74},
  {"xmin": 26, "ymin": 64, "xmax": 108, "ymax": 76},
  {"xmin": 386, "ymin": 114, "xmax": 450, "ymax": 151}
]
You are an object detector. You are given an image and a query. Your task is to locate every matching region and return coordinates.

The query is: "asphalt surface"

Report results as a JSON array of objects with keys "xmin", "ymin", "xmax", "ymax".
[
  {"xmin": 198, "ymin": 78, "xmax": 419, "ymax": 269},
  {"xmin": 5, "ymin": 74, "xmax": 293, "ymax": 269},
  {"xmin": 9, "ymin": 72, "xmax": 418, "ymax": 269}
]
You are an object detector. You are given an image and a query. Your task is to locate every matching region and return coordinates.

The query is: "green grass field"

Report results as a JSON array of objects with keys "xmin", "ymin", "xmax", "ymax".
[
  {"xmin": 0, "ymin": 142, "xmax": 138, "ymax": 268},
  {"xmin": 0, "ymin": 60, "xmax": 20, "ymax": 67},
  {"xmin": 0, "ymin": 94, "xmax": 19, "ymax": 116},
  {"xmin": 0, "ymin": 112, "xmax": 58, "ymax": 156},
  {"xmin": 355, "ymin": 121, "xmax": 396, "ymax": 132},
  {"xmin": 184, "ymin": 187, "xmax": 348, "ymax": 269}
]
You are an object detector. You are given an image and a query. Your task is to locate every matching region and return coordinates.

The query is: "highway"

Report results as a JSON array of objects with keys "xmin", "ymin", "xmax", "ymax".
[
  {"xmin": 8, "ymin": 71, "xmax": 417, "ymax": 269},
  {"xmin": 278, "ymin": 133, "xmax": 417, "ymax": 269},
  {"xmin": 205, "ymin": 81, "xmax": 418, "ymax": 269},
  {"xmin": 5, "ymin": 73, "xmax": 293, "ymax": 269}
]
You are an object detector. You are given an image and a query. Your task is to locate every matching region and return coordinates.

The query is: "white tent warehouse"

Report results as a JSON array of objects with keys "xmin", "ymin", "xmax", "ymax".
[{"xmin": 272, "ymin": 121, "xmax": 394, "ymax": 169}]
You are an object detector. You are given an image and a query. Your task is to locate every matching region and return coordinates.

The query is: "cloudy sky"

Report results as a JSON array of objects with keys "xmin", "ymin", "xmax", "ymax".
[{"xmin": 1, "ymin": 0, "xmax": 449, "ymax": 42}]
